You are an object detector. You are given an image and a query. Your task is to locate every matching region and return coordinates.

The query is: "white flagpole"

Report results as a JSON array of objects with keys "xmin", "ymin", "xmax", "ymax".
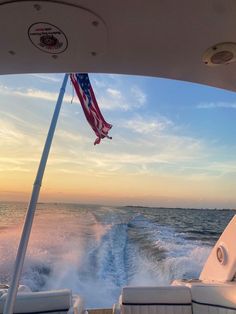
[{"xmin": 3, "ymin": 73, "xmax": 69, "ymax": 314}]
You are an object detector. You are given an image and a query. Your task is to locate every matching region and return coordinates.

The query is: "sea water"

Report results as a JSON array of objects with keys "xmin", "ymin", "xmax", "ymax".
[{"xmin": 0, "ymin": 202, "xmax": 234, "ymax": 308}]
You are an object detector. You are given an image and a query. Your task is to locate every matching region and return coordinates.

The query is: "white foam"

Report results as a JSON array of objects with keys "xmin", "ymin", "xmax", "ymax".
[{"xmin": 0, "ymin": 205, "xmax": 214, "ymax": 308}]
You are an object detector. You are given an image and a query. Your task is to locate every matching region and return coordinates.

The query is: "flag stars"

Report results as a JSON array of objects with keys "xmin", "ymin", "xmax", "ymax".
[{"xmin": 70, "ymin": 73, "xmax": 112, "ymax": 145}]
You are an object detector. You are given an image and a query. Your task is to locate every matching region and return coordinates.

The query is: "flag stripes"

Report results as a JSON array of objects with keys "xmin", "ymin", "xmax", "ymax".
[{"xmin": 70, "ymin": 73, "xmax": 112, "ymax": 145}]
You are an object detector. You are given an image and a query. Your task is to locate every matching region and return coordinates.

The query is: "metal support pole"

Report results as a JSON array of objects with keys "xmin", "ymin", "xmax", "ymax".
[{"xmin": 3, "ymin": 73, "xmax": 69, "ymax": 314}]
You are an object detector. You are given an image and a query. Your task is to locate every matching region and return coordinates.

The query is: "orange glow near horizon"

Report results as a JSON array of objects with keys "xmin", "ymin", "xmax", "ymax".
[
  {"xmin": 0, "ymin": 73, "xmax": 236, "ymax": 209},
  {"xmin": 1, "ymin": 166, "xmax": 235, "ymax": 208}
]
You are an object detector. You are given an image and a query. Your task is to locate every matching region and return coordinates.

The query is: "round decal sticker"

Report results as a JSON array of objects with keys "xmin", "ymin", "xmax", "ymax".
[{"xmin": 28, "ymin": 22, "xmax": 68, "ymax": 54}]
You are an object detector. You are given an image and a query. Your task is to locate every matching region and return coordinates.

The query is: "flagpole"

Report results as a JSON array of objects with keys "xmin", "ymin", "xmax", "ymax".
[{"xmin": 3, "ymin": 73, "xmax": 69, "ymax": 314}]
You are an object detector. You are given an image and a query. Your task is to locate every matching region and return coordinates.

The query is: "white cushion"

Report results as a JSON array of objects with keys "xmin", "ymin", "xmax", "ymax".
[
  {"xmin": 0, "ymin": 289, "xmax": 72, "ymax": 313},
  {"xmin": 122, "ymin": 286, "xmax": 192, "ymax": 304},
  {"xmin": 191, "ymin": 284, "xmax": 236, "ymax": 309}
]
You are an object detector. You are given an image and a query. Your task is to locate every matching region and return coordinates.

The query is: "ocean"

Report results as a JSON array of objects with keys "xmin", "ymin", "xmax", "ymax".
[{"xmin": 0, "ymin": 202, "xmax": 234, "ymax": 308}]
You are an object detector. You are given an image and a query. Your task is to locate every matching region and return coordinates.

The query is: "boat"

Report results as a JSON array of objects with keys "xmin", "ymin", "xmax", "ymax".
[{"xmin": 1, "ymin": 0, "xmax": 236, "ymax": 313}]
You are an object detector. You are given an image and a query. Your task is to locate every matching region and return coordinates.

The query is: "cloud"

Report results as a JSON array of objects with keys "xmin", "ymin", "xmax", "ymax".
[
  {"xmin": 106, "ymin": 88, "xmax": 122, "ymax": 99},
  {"xmin": 0, "ymin": 111, "xmax": 48, "ymax": 158},
  {"xmin": 0, "ymin": 109, "xmax": 206, "ymax": 177},
  {"xmin": 121, "ymin": 115, "xmax": 173, "ymax": 134},
  {"xmin": 69, "ymin": 131, "xmax": 207, "ymax": 175},
  {"xmin": 16, "ymin": 89, "xmax": 60, "ymax": 102},
  {"xmin": 105, "ymin": 86, "xmax": 146, "ymax": 106},
  {"xmin": 29, "ymin": 74, "xmax": 61, "ymax": 83},
  {"xmin": 177, "ymin": 159, "xmax": 236, "ymax": 181},
  {"xmin": 197, "ymin": 102, "xmax": 236, "ymax": 109},
  {"xmin": 56, "ymin": 130, "xmax": 90, "ymax": 143},
  {"xmin": 0, "ymin": 157, "xmax": 38, "ymax": 165},
  {"xmin": 89, "ymin": 152, "xmax": 170, "ymax": 167},
  {"xmin": 0, "ymin": 73, "xmax": 148, "ymax": 113},
  {"xmin": 0, "ymin": 166, "xmax": 30, "ymax": 172},
  {"xmin": 2, "ymin": 104, "xmax": 232, "ymax": 182},
  {"xmin": 0, "ymin": 154, "xmax": 39, "ymax": 173},
  {"xmin": 91, "ymin": 75, "xmax": 147, "ymax": 111},
  {"xmin": 131, "ymin": 86, "xmax": 147, "ymax": 105},
  {"xmin": 0, "ymin": 119, "xmax": 25, "ymax": 143},
  {"xmin": 0, "ymin": 84, "xmax": 77, "ymax": 104},
  {"xmin": 1, "ymin": 72, "xmax": 235, "ymax": 204},
  {"xmin": 98, "ymin": 88, "xmax": 147, "ymax": 111},
  {"xmin": 92, "ymin": 78, "xmax": 107, "ymax": 88},
  {"xmin": 98, "ymin": 95, "xmax": 130, "ymax": 111},
  {"xmin": 0, "ymin": 82, "xmax": 144, "ymax": 112},
  {"xmin": 207, "ymin": 161, "xmax": 236, "ymax": 175}
]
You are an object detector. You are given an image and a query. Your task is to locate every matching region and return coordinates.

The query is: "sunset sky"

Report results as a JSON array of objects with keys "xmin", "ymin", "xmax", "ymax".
[{"xmin": 0, "ymin": 73, "xmax": 236, "ymax": 208}]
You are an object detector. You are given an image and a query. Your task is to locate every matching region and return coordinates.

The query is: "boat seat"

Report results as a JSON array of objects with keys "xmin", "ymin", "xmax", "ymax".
[
  {"xmin": 191, "ymin": 284, "xmax": 236, "ymax": 314},
  {"xmin": 0, "ymin": 289, "xmax": 85, "ymax": 314},
  {"xmin": 113, "ymin": 286, "xmax": 192, "ymax": 314}
]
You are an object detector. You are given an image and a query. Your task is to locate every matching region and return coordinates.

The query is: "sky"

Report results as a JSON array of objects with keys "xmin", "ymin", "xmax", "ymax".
[{"xmin": 0, "ymin": 73, "xmax": 236, "ymax": 208}]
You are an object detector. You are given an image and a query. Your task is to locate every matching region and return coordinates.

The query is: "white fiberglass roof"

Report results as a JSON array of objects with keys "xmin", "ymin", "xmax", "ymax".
[{"xmin": 0, "ymin": 0, "xmax": 236, "ymax": 92}]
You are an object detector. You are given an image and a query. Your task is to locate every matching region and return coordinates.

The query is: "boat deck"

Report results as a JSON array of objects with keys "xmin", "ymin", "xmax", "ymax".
[{"xmin": 87, "ymin": 309, "xmax": 112, "ymax": 314}]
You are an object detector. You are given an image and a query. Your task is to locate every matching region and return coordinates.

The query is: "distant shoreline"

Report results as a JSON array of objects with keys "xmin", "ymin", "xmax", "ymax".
[
  {"xmin": 124, "ymin": 205, "xmax": 235, "ymax": 211},
  {"xmin": 0, "ymin": 200, "xmax": 234, "ymax": 211}
]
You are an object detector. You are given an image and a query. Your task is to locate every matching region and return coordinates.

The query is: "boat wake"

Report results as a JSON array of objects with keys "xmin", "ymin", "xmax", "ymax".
[{"xmin": 0, "ymin": 203, "xmax": 228, "ymax": 308}]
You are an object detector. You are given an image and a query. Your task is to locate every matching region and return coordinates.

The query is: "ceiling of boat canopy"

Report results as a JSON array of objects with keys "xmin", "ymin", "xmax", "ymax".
[{"xmin": 1, "ymin": 0, "xmax": 236, "ymax": 92}]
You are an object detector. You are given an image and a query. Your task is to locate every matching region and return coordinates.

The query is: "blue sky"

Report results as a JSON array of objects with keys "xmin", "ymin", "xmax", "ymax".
[{"xmin": 0, "ymin": 73, "xmax": 236, "ymax": 208}]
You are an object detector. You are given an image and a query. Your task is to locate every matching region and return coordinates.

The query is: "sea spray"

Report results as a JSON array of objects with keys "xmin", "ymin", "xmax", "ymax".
[{"xmin": 0, "ymin": 203, "xmax": 234, "ymax": 308}]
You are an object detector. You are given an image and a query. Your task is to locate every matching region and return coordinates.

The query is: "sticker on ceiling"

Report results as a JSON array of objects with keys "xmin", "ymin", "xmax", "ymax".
[{"xmin": 28, "ymin": 22, "xmax": 68, "ymax": 54}]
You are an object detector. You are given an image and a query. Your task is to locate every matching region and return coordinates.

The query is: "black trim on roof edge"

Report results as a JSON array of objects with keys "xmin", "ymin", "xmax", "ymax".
[{"xmin": 192, "ymin": 300, "xmax": 236, "ymax": 311}]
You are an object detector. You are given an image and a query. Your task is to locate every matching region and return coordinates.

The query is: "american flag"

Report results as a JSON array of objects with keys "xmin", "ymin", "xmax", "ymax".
[{"xmin": 70, "ymin": 73, "xmax": 112, "ymax": 145}]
